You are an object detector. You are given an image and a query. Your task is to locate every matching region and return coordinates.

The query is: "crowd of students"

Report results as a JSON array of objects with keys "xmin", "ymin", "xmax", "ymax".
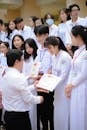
[{"xmin": 0, "ymin": 3, "xmax": 87, "ymax": 130}]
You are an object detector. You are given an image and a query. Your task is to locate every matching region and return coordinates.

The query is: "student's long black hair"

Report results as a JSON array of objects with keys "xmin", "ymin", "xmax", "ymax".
[
  {"xmin": 71, "ymin": 25, "xmax": 87, "ymax": 50},
  {"xmin": 24, "ymin": 38, "xmax": 38, "ymax": 60},
  {"xmin": 44, "ymin": 36, "xmax": 68, "ymax": 52}
]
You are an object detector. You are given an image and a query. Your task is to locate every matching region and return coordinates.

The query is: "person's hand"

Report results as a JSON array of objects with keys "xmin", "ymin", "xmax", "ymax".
[
  {"xmin": 34, "ymin": 81, "xmax": 49, "ymax": 93},
  {"xmin": 37, "ymin": 88, "xmax": 49, "ymax": 93},
  {"xmin": 65, "ymin": 84, "xmax": 74, "ymax": 98},
  {"xmin": 39, "ymin": 96, "xmax": 44, "ymax": 103}
]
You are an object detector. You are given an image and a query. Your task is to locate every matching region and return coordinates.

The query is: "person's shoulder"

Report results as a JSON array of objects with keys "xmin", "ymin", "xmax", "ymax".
[
  {"xmin": 81, "ymin": 50, "xmax": 87, "ymax": 59},
  {"xmin": 61, "ymin": 51, "xmax": 72, "ymax": 60},
  {"xmin": 66, "ymin": 20, "xmax": 71, "ymax": 25}
]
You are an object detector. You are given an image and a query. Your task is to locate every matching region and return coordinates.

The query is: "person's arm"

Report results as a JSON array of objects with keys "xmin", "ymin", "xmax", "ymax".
[
  {"xmin": 71, "ymin": 54, "xmax": 87, "ymax": 87},
  {"xmin": 14, "ymin": 74, "xmax": 43, "ymax": 104},
  {"xmin": 56, "ymin": 55, "xmax": 71, "ymax": 86}
]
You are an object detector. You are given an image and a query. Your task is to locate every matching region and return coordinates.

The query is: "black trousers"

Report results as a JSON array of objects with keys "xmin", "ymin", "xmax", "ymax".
[
  {"xmin": 0, "ymin": 109, "xmax": 3, "ymax": 126},
  {"xmin": 37, "ymin": 92, "xmax": 54, "ymax": 130},
  {"xmin": 4, "ymin": 111, "xmax": 31, "ymax": 130}
]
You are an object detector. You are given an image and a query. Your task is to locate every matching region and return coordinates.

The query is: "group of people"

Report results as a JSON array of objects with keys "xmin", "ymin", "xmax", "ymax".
[{"xmin": 0, "ymin": 3, "xmax": 87, "ymax": 130}]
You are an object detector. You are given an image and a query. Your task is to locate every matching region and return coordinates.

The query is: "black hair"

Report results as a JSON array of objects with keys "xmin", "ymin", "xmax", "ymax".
[
  {"xmin": 14, "ymin": 17, "xmax": 23, "ymax": 24},
  {"xmin": 69, "ymin": 4, "xmax": 80, "ymax": 12},
  {"xmin": 59, "ymin": 8, "xmax": 71, "ymax": 21},
  {"xmin": 34, "ymin": 25, "xmax": 41, "ymax": 35},
  {"xmin": 29, "ymin": 16, "xmax": 38, "ymax": 23},
  {"xmin": 12, "ymin": 34, "xmax": 24, "ymax": 50},
  {"xmin": 35, "ymin": 17, "xmax": 44, "ymax": 26},
  {"xmin": 44, "ymin": 36, "xmax": 68, "ymax": 52},
  {"xmin": 6, "ymin": 49, "xmax": 23, "ymax": 67},
  {"xmin": 24, "ymin": 38, "xmax": 38, "ymax": 60},
  {"xmin": 44, "ymin": 13, "xmax": 54, "ymax": 22},
  {"xmin": 34, "ymin": 25, "xmax": 49, "ymax": 36},
  {"xmin": 0, "ymin": 19, "xmax": 3, "ymax": 25},
  {"xmin": 71, "ymin": 25, "xmax": 87, "ymax": 50},
  {"xmin": 7, "ymin": 20, "xmax": 16, "ymax": 39},
  {"xmin": 1, "ymin": 41, "xmax": 9, "ymax": 49}
]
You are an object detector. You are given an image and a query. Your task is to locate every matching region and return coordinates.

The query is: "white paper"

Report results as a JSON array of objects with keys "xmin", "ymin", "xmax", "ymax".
[{"xmin": 37, "ymin": 74, "xmax": 61, "ymax": 91}]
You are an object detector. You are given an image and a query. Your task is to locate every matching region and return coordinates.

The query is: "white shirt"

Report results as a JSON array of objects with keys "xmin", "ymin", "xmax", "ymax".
[
  {"xmin": 49, "ymin": 24, "xmax": 58, "ymax": 37},
  {"xmin": 84, "ymin": 17, "xmax": 87, "ymax": 26},
  {"xmin": 0, "ymin": 53, "xmax": 7, "ymax": 67},
  {"xmin": 1, "ymin": 67, "xmax": 41, "ymax": 112},
  {"xmin": 57, "ymin": 22, "xmax": 67, "ymax": 46},
  {"xmin": 68, "ymin": 45, "xmax": 87, "ymax": 86},
  {"xmin": 23, "ymin": 56, "xmax": 34, "ymax": 76},
  {"xmin": 65, "ymin": 17, "xmax": 86, "ymax": 44},
  {"xmin": 0, "ymin": 31, "xmax": 8, "ymax": 42},
  {"xmin": 18, "ymin": 25, "xmax": 34, "ymax": 40},
  {"xmin": 35, "ymin": 47, "xmax": 52, "ymax": 73}
]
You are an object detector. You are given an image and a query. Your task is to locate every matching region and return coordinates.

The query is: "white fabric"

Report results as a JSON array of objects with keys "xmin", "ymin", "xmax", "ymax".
[
  {"xmin": 23, "ymin": 57, "xmax": 37, "ymax": 130},
  {"xmin": 65, "ymin": 17, "xmax": 86, "ymax": 45},
  {"xmin": 0, "ymin": 31, "xmax": 8, "ymax": 42},
  {"xmin": 57, "ymin": 22, "xmax": 68, "ymax": 46},
  {"xmin": 1, "ymin": 67, "xmax": 41, "ymax": 112},
  {"xmin": 49, "ymin": 24, "xmax": 58, "ymax": 36},
  {"xmin": 0, "ymin": 53, "xmax": 7, "ymax": 67},
  {"xmin": 18, "ymin": 25, "xmax": 34, "ymax": 40},
  {"xmin": 52, "ymin": 50, "xmax": 72, "ymax": 130},
  {"xmin": 36, "ymin": 47, "xmax": 52, "ymax": 73},
  {"xmin": 68, "ymin": 45, "xmax": 87, "ymax": 130}
]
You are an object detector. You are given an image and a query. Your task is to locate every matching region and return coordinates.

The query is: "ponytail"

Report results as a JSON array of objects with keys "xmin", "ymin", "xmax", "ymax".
[{"xmin": 71, "ymin": 25, "xmax": 87, "ymax": 50}]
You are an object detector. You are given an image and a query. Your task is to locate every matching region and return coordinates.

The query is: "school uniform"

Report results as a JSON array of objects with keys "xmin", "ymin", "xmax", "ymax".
[
  {"xmin": 57, "ymin": 22, "xmax": 68, "ymax": 46},
  {"xmin": 36, "ymin": 47, "xmax": 54, "ymax": 130},
  {"xmin": 0, "ymin": 31, "xmax": 8, "ymax": 42},
  {"xmin": 65, "ymin": 17, "xmax": 86, "ymax": 45},
  {"xmin": 1, "ymin": 67, "xmax": 42, "ymax": 130},
  {"xmin": 8, "ymin": 29, "xmax": 20, "ymax": 48},
  {"xmin": 18, "ymin": 25, "xmax": 34, "ymax": 40},
  {"xmin": 49, "ymin": 24, "xmax": 58, "ymax": 37},
  {"xmin": 0, "ymin": 53, "xmax": 7, "ymax": 67},
  {"xmin": 52, "ymin": 50, "xmax": 71, "ymax": 130},
  {"xmin": 68, "ymin": 45, "xmax": 87, "ymax": 130},
  {"xmin": 23, "ymin": 56, "xmax": 37, "ymax": 130}
]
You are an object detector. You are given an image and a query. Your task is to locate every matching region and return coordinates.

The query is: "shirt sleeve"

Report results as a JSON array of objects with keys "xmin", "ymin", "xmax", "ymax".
[
  {"xmin": 71, "ymin": 54, "xmax": 87, "ymax": 87},
  {"xmin": 13, "ymin": 74, "xmax": 41, "ymax": 104},
  {"xmin": 56, "ymin": 55, "xmax": 71, "ymax": 86}
]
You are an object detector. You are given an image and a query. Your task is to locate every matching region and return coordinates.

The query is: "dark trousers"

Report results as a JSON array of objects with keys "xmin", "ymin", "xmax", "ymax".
[
  {"xmin": 37, "ymin": 92, "xmax": 54, "ymax": 130},
  {"xmin": 0, "ymin": 109, "xmax": 3, "ymax": 126},
  {"xmin": 4, "ymin": 111, "xmax": 31, "ymax": 130}
]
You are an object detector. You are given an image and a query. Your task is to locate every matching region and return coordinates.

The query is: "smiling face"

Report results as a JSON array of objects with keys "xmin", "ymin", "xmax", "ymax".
[
  {"xmin": 9, "ymin": 21, "xmax": 16, "ymax": 30},
  {"xmin": 13, "ymin": 36, "xmax": 23, "ymax": 50},
  {"xmin": 60, "ymin": 10, "xmax": 67, "ymax": 22},
  {"xmin": 70, "ymin": 6, "xmax": 80, "ymax": 19},
  {"xmin": 0, "ymin": 43, "xmax": 9, "ymax": 55},
  {"xmin": 28, "ymin": 17, "xmax": 35, "ymax": 27}
]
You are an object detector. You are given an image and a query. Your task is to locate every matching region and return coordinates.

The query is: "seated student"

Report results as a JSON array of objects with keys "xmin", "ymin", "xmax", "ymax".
[
  {"xmin": 1, "ymin": 49, "xmax": 43, "ymax": 130},
  {"xmin": 35, "ymin": 25, "xmax": 54, "ymax": 130}
]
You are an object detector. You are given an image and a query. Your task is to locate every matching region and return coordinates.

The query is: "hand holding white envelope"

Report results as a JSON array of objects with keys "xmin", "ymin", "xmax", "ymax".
[{"xmin": 37, "ymin": 74, "xmax": 61, "ymax": 92}]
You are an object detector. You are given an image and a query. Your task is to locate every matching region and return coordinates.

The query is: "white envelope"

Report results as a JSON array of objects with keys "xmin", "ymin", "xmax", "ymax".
[{"xmin": 37, "ymin": 74, "xmax": 61, "ymax": 92}]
